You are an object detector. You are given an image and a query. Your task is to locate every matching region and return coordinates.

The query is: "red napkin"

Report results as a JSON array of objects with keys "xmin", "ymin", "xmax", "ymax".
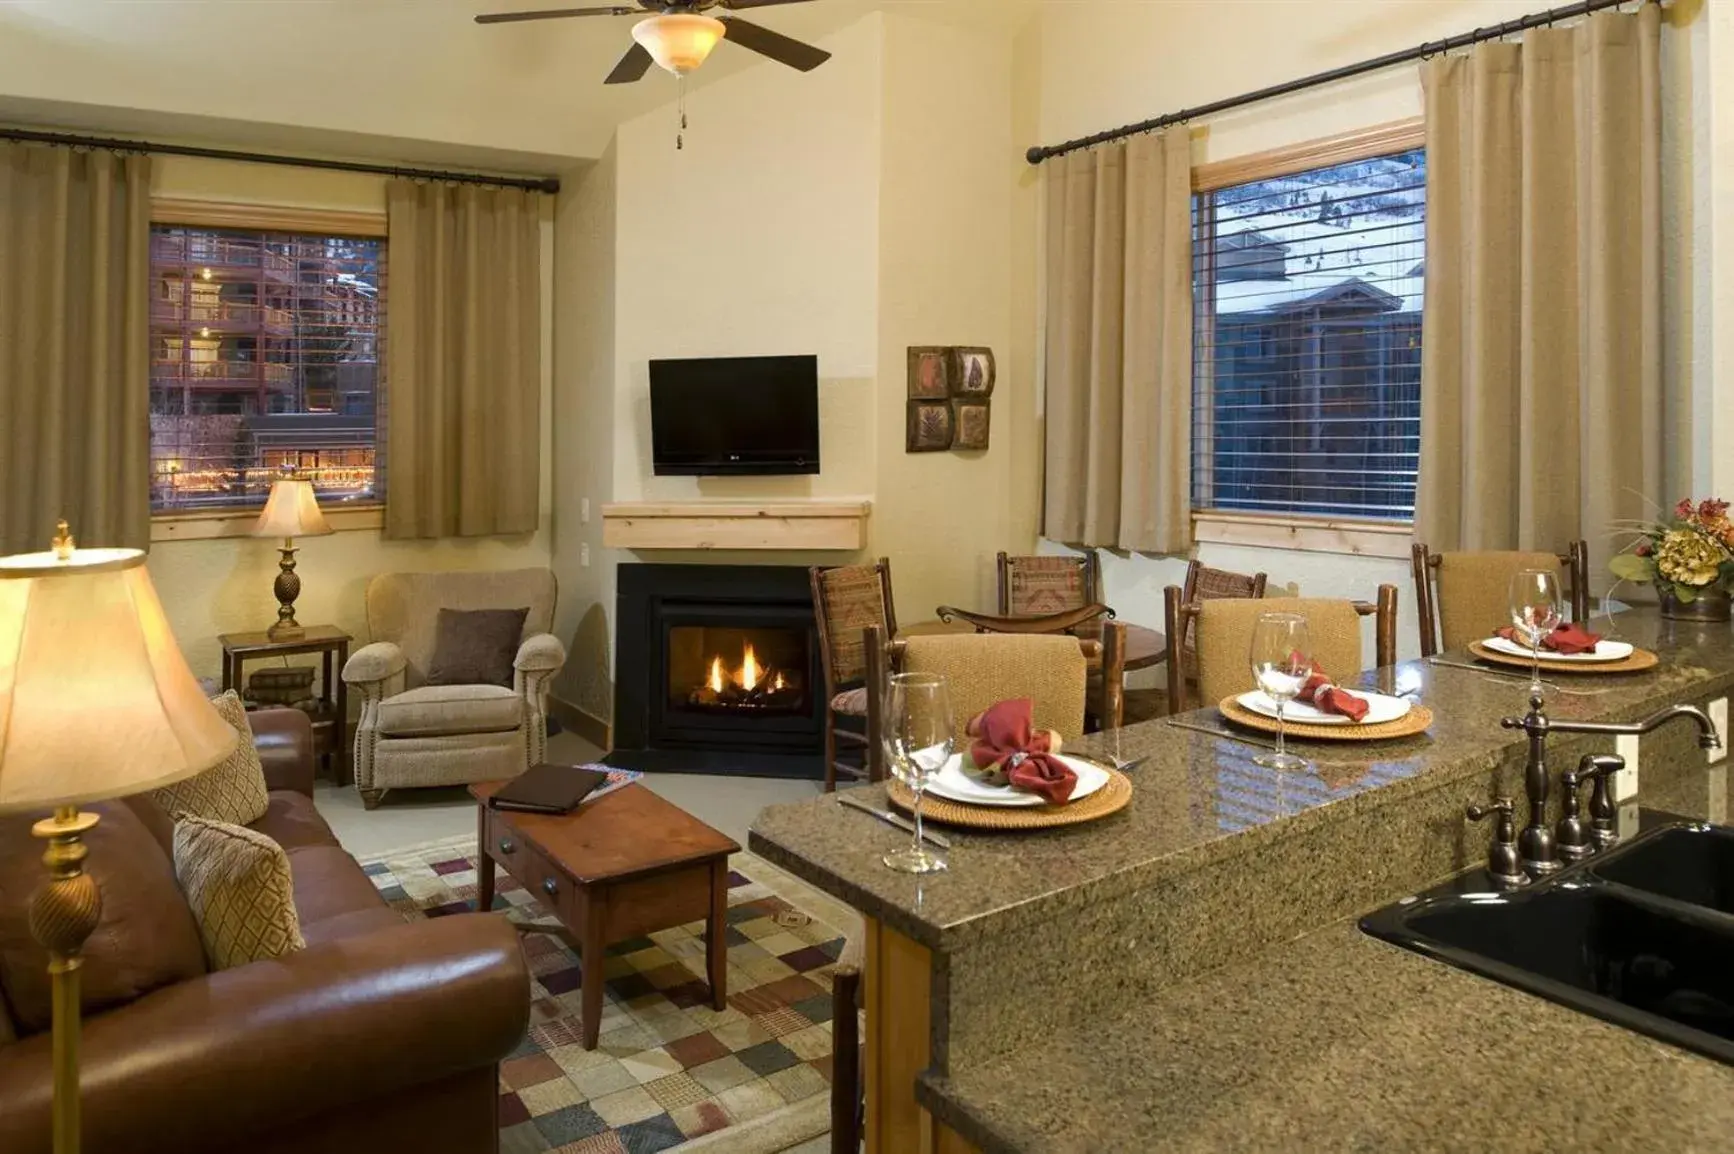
[
  {"xmin": 1495, "ymin": 622, "xmax": 1603, "ymax": 655},
  {"xmin": 1297, "ymin": 659, "xmax": 1370, "ymax": 722},
  {"xmin": 964, "ymin": 698, "xmax": 1076, "ymax": 805}
]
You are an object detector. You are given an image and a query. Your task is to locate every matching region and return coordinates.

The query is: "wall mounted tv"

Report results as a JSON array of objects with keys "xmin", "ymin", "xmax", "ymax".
[{"xmin": 649, "ymin": 355, "xmax": 821, "ymax": 477}]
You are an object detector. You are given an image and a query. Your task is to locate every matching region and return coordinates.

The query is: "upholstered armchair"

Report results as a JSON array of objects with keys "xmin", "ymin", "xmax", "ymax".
[{"xmin": 343, "ymin": 569, "xmax": 566, "ymax": 808}]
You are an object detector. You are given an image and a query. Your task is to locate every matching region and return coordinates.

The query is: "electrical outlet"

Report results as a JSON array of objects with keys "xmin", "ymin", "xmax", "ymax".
[
  {"xmin": 1710, "ymin": 697, "xmax": 1729, "ymax": 764},
  {"xmin": 580, "ymin": 497, "xmax": 590, "ymax": 524},
  {"xmin": 1612, "ymin": 733, "xmax": 1640, "ymax": 803},
  {"xmin": 580, "ymin": 543, "xmax": 590, "ymax": 568}
]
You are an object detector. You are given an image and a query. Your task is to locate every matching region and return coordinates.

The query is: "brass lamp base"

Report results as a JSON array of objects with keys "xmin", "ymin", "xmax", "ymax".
[
  {"xmin": 31, "ymin": 806, "xmax": 103, "ymax": 1154},
  {"xmin": 268, "ymin": 538, "xmax": 304, "ymax": 640}
]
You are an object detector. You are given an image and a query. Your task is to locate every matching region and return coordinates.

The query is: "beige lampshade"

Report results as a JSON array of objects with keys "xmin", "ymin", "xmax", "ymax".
[
  {"xmin": 253, "ymin": 476, "xmax": 333, "ymax": 540},
  {"xmin": 0, "ymin": 547, "xmax": 239, "ymax": 814}
]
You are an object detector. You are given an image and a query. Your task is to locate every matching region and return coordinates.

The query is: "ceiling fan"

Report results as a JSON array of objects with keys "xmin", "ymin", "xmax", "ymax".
[{"xmin": 476, "ymin": 1, "xmax": 831, "ymax": 85}]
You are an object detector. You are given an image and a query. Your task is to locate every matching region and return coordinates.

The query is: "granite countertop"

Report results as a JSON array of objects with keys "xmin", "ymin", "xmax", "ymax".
[
  {"xmin": 919, "ymin": 919, "xmax": 1734, "ymax": 1153},
  {"xmin": 750, "ymin": 609, "xmax": 1734, "ymax": 950}
]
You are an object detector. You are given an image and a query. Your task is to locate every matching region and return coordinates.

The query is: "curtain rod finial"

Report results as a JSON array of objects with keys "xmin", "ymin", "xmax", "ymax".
[{"xmin": 1026, "ymin": 146, "xmax": 1048, "ymax": 165}]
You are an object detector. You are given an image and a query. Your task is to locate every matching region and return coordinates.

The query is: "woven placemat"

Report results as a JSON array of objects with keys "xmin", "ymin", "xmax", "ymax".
[
  {"xmin": 885, "ymin": 769, "xmax": 1132, "ymax": 830},
  {"xmin": 1218, "ymin": 696, "xmax": 1434, "ymax": 742},
  {"xmin": 1468, "ymin": 640, "xmax": 1659, "ymax": 676}
]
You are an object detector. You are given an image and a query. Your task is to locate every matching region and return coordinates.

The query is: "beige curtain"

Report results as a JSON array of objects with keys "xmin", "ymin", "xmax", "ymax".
[
  {"xmin": 0, "ymin": 145, "xmax": 152, "ymax": 555},
  {"xmin": 1043, "ymin": 129, "xmax": 1192, "ymax": 554},
  {"xmin": 1416, "ymin": 7, "xmax": 1660, "ymax": 565},
  {"xmin": 385, "ymin": 180, "xmax": 541, "ymax": 539}
]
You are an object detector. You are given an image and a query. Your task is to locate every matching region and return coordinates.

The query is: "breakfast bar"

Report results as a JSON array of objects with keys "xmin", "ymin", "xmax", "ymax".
[{"xmin": 749, "ymin": 609, "xmax": 1734, "ymax": 1152}]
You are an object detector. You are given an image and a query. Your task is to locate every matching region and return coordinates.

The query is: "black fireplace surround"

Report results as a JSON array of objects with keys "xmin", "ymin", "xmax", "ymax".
[{"xmin": 611, "ymin": 563, "xmax": 824, "ymax": 778}]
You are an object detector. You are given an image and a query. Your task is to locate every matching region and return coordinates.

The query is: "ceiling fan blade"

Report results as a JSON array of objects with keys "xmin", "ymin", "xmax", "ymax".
[
  {"xmin": 475, "ymin": 6, "xmax": 638, "ymax": 24},
  {"xmin": 718, "ymin": 15, "xmax": 830, "ymax": 72},
  {"xmin": 718, "ymin": 0, "xmax": 818, "ymax": 9},
  {"xmin": 605, "ymin": 41, "xmax": 655, "ymax": 84}
]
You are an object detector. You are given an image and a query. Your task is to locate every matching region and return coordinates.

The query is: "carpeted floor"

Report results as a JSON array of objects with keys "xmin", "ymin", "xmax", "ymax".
[{"xmin": 358, "ymin": 835, "xmax": 852, "ymax": 1154}]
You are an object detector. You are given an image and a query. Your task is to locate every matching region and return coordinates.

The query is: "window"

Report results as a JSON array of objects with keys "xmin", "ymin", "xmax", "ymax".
[
  {"xmin": 1192, "ymin": 147, "xmax": 1425, "ymax": 522},
  {"xmin": 149, "ymin": 224, "xmax": 384, "ymax": 513}
]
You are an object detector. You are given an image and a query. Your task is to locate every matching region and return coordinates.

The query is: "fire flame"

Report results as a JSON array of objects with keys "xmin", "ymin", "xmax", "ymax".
[{"xmin": 706, "ymin": 643, "xmax": 784, "ymax": 694}]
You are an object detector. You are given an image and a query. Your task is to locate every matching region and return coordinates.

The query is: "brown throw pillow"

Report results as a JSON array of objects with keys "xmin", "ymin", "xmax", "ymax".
[
  {"xmin": 426, "ymin": 607, "xmax": 529, "ymax": 687},
  {"xmin": 0, "ymin": 800, "xmax": 207, "ymax": 1035},
  {"xmin": 173, "ymin": 816, "xmax": 305, "ymax": 970}
]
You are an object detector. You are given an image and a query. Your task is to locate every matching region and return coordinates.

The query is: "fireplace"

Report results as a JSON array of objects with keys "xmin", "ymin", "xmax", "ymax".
[{"xmin": 612, "ymin": 564, "xmax": 823, "ymax": 778}]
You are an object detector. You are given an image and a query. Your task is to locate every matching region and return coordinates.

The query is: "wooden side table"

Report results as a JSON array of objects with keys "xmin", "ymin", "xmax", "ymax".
[{"xmin": 220, "ymin": 625, "xmax": 352, "ymax": 786}]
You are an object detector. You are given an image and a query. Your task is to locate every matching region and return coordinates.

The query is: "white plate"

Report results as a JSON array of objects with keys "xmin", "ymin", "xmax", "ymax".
[
  {"xmin": 922, "ymin": 752, "xmax": 1111, "ymax": 809},
  {"xmin": 1235, "ymin": 688, "xmax": 1411, "ymax": 726},
  {"xmin": 1481, "ymin": 635, "xmax": 1634, "ymax": 663}
]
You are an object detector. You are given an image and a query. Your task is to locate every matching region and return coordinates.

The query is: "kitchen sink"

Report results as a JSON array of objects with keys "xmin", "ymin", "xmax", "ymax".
[
  {"xmin": 1589, "ymin": 823, "xmax": 1734, "ymax": 916},
  {"xmin": 1362, "ymin": 817, "xmax": 1734, "ymax": 1065}
]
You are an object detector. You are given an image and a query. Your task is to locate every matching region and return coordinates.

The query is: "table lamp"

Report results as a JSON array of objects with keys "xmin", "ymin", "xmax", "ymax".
[
  {"xmin": 0, "ymin": 521, "xmax": 240, "ymax": 1154},
  {"xmin": 252, "ymin": 465, "xmax": 333, "ymax": 640}
]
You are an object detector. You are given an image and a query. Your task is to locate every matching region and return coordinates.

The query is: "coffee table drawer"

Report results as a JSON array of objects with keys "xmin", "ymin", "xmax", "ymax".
[{"xmin": 484, "ymin": 811, "xmax": 566, "ymax": 901}]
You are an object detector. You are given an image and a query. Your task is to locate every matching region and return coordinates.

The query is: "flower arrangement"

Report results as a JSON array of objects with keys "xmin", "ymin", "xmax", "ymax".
[{"xmin": 1609, "ymin": 497, "xmax": 1734, "ymax": 616}]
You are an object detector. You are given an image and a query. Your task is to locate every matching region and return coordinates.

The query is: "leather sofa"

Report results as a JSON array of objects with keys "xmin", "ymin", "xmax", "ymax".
[{"xmin": 0, "ymin": 709, "xmax": 528, "ymax": 1154}]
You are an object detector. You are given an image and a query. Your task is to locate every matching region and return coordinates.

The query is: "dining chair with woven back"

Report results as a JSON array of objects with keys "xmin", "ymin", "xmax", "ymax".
[
  {"xmin": 996, "ymin": 551, "xmax": 1103, "ymax": 616},
  {"xmin": 1411, "ymin": 542, "xmax": 1590, "ymax": 658},
  {"xmin": 1157, "ymin": 561, "xmax": 1269, "ymax": 720},
  {"xmin": 861, "ymin": 620, "xmax": 1126, "ymax": 778},
  {"xmin": 1164, "ymin": 585, "xmax": 1400, "ymax": 714},
  {"xmin": 930, "ymin": 603, "xmax": 1120, "ymax": 731},
  {"xmin": 810, "ymin": 558, "xmax": 898, "ymax": 792}
]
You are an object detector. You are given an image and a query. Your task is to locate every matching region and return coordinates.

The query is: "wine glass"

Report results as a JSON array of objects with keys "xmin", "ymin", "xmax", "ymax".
[
  {"xmin": 1509, "ymin": 569, "xmax": 1562, "ymax": 697},
  {"xmin": 1249, "ymin": 612, "xmax": 1311, "ymax": 772},
  {"xmin": 882, "ymin": 672, "xmax": 953, "ymax": 874}
]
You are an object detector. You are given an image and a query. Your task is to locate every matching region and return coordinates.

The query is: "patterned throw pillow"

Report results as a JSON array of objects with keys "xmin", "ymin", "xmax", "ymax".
[
  {"xmin": 150, "ymin": 691, "xmax": 270, "ymax": 826},
  {"xmin": 173, "ymin": 815, "xmax": 305, "ymax": 970}
]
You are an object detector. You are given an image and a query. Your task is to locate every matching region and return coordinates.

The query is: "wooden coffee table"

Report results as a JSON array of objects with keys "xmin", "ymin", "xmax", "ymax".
[{"xmin": 470, "ymin": 781, "xmax": 740, "ymax": 1049}]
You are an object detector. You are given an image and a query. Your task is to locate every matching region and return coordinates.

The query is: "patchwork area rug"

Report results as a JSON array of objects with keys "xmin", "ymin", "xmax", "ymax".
[{"xmin": 359, "ymin": 835, "xmax": 851, "ymax": 1154}]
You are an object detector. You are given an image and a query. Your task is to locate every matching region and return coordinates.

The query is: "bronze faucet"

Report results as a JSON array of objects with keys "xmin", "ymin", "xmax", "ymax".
[{"xmin": 1495, "ymin": 694, "xmax": 1721, "ymax": 879}]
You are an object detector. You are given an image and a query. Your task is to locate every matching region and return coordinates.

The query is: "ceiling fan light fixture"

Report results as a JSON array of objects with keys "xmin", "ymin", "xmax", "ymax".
[{"xmin": 631, "ymin": 13, "xmax": 726, "ymax": 76}]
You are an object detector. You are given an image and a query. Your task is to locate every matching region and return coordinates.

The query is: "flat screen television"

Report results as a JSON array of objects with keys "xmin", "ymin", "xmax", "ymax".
[{"xmin": 649, "ymin": 355, "xmax": 821, "ymax": 476}]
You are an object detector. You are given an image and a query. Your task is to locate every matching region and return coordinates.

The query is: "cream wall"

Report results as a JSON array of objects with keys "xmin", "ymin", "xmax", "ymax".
[
  {"xmin": 144, "ymin": 154, "xmax": 554, "ymax": 681},
  {"xmin": 548, "ymin": 11, "xmax": 1024, "ymax": 728},
  {"xmin": 1027, "ymin": 0, "xmax": 1715, "ymax": 663},
  {"xmin": 551, "ymin": 149, "xmax": 619, "ymax": 723},
  {"xmin": 873, "ymin": 11, "xmax": 1018, "ymax": 618}
]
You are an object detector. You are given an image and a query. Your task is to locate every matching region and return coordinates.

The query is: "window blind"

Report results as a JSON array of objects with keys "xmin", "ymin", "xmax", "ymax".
[
  {"xmin": 1191, "ymin": 147, "xmax": 1425, "ymax": 522},
  {"xmin": 148, "ymin": 225, "xmax": 385, "ymax": 513}
]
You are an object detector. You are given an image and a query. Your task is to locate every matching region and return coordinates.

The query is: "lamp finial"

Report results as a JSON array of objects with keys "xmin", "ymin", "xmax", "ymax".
[{"xmin": 51, "ymin": 520, "xmax": 74, "ymax": 561}]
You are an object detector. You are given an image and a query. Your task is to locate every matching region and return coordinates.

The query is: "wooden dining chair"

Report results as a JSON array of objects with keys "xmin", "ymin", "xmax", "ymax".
[
  {"xmin": 931, "ymin": 604, "xmax": 1120, "ymax": 731},
  {"xmin": 810, "ymin": 558, "xmax": 897, "ymax": 792},
  {"xmin": 1164, "ymin": 585, "xmax": 1399, "ymax": 714},
  {"xmin": 862, "ymin": 621, "xmax": 1125, "ymax": 776},
  {"xmin": 996, "ymin": 551, "xmax": 1103, "ymax": 616},
  {"xmin": 1161, "ymin": 561, "xmax": 1268, "ymax": 716},
  {"xmin": 1411, "ymin": 542, "xmax": 1590, "ymax": 658}
]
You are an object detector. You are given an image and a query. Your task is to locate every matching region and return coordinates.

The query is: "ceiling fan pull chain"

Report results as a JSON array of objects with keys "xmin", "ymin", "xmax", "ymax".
[{"xmin": 677, "ymin": 76, "xmax": 688, "ymax": 151}]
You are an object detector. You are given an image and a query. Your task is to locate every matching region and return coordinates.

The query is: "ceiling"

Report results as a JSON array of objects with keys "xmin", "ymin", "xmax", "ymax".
[{"xmin": 0, "ymin": 0, "xmax": 1038, "ymax": 175}]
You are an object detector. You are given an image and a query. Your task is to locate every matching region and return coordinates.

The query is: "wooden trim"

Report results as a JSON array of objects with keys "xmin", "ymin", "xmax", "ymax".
[
  {"xmin": 151, "ymin": 504, "xmax": 385, "ymax": 542},
  {"xmin": 601, "ymin": 501, "xmax": 871, "ymax": 552},
  {"xmin": 150, "ymin": 197, "xmax": 388, "ymax": 238},
  {"xmin": 547, "ymin": 694, "xmax": 611, "ymax": 750},
  {"xmin": 1192, "ymin": 510, "xmax": 1413, "ymax": 560},
  {"xmin": 1192, "ymin": 118, "xmax": 1425, "ymax": 192}
]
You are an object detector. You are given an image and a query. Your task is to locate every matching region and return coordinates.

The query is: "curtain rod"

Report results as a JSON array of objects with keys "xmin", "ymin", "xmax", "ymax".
[
  {"xmin": 0, "ymin": 126, "xmax": 561, "ymax": 194},
  {"xmin": 1025, "ymin": 0, "xmax": 1649, "ymax": 165}
]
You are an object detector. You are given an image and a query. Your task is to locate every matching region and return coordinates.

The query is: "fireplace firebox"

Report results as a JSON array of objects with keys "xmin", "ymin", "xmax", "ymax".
[{"xmin": 612, "ymin": 564, "xmax": 823, "ymax": 778}]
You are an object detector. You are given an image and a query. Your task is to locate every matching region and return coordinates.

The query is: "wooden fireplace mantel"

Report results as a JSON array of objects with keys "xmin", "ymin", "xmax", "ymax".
[{"xmin": 600, "ymin": 500, "xmax": 872, "ymax": 551}]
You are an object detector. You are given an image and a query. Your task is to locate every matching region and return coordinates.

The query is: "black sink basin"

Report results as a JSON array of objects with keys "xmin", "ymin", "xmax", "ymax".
[
  {"xmin": 1363, "ymin": 822, "xmax": 1734, "ymax": 1066},
  {"xmin": 1590, "ymin": 823, "xmax": 1734, "ymax": 916}
]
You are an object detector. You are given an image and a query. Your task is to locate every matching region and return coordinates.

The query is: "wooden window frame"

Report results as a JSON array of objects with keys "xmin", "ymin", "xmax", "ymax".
[
  {"xmin": 1189, "ymin": 118, "xmax": 1424, "ymax": 559},
  {"xmin": 148, "ymin": 199, "xmax": 387, "ymax": 541}
]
